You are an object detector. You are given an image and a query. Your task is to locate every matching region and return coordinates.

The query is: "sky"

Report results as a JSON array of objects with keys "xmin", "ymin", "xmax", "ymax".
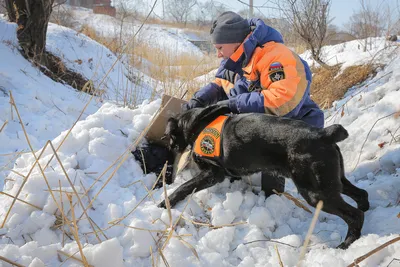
[
  {"xmin": 150, "ymin": 0, "xmax": 399, "ymax": 30},
  {"xmin": 223, "ymin": 0, "xmax": 399, "ymax": 28}
]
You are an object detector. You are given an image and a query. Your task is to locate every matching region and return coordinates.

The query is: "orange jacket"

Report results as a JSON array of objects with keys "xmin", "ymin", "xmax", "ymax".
[{"xmin": 192, "ymin": 19, "xmax": 324, "ymax": 128}]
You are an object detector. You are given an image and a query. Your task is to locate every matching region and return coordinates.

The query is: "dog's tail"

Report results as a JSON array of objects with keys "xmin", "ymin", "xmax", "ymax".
[{"xmin": 321, "ymin": 124, "xmax": 349, "ymax": 143}]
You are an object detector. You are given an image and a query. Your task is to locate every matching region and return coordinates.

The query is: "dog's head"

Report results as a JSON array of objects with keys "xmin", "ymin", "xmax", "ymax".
[{"xmin": 162, "ymin": 117, "xmax": 187, "ymax": 152}]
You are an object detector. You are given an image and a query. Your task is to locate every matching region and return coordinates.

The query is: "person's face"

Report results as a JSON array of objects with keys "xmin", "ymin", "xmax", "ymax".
[{"xmin": 214, "ymin": 43, "xmax": 241, "ymax": 59}]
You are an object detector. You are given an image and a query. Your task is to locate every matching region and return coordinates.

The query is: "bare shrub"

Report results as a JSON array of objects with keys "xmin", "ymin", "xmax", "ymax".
[{"xmin": 277, "ymin": 0, "xmax": 333, "ymax": 69}]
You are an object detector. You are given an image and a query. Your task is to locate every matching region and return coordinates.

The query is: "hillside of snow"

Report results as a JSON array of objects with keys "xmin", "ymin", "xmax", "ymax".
[
  {"xmin": 54, "ymin": 6, "xmax": 206, "ymax": 59},
  {"xmin": 0, "ymin": 15, "xmax": 399, "ymax": 267}
]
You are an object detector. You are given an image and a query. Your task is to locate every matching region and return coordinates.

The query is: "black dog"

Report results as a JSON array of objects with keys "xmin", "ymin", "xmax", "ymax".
[{"xmin": 159, "ymin": 105, "xmax": 369, "ymax": 249}]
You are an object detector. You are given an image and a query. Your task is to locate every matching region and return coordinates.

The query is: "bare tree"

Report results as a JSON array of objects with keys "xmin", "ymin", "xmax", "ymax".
[
  {"xmin": 193, "ymin": 0, "xmax": 227, "ymax": 27},
  {"xmin": 277, "ymin": 0, "xmax": 332, "ymax": 69},
  {"xmin": 345, "ymin": 0, "xmax": 387, "ymax": 51},
  {"xmin": 4, "ymin": 0, "xmax": 16, "ymax": 22},
  {"xmin": 113, "ymin": 0, "xmax": 136, "ymax": 53},
  {"xmin": 165, "ymin": 0, "xmax": 197, "ymax": 26},
  {"xmin": 5, "ymin": 0, "xmax": 55, "ymax": 63}
]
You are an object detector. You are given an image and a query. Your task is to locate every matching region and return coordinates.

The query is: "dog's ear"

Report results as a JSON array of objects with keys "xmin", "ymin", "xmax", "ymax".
[
  {"xmin": 163, "ymin": 117, "xmax": 187, "ymax": 152},
  {"xmin": 163, "ymin": 117, "xmax": 178, "ymax": 140}
]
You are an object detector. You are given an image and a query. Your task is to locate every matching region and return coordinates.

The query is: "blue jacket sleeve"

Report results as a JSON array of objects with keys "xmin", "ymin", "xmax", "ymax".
[
  {"xmin": 228, "ymin": 92, "xmax": 265, "ymax": 113},
  {"xmin": 193, "ymin": 81, "xmax": 228, "ymax": 106},
  {"xmin": 227, "ymin": 77, "xmax": 264, "ymax": 113}
]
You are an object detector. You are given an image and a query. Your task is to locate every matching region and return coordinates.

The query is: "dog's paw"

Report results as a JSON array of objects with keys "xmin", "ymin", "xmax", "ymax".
[
  {"xmin": 158, "ymin": 200, "xmax": 166, "ymax": 209},
  {"xmin": 358, "ymin": 201, "xmax": 370, "ymax": 212},
  {"xmin": 336, "ymin": 241, "xmax": 350, "ymax": 250}
]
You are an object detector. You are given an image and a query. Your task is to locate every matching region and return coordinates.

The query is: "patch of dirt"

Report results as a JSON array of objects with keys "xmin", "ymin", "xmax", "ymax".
[{"xmin": 36, "ymin": 51, "xmax": 91, "ymax": 93}]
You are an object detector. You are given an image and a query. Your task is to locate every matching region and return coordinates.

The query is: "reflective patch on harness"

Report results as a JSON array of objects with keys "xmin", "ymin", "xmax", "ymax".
[
  {"xmin": 194, "ymin": 115, "xmax": 228, "ymax": 158},
  {"xmin": 200, "ymin": 136, "xmax": 215, "ymax": 155}
]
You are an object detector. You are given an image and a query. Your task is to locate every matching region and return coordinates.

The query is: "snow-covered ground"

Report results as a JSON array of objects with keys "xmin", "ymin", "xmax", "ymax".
[
  {"xmin": 53, "ymin": 5, "xmax": 206, "ymax": 59},
  {"xmin": 0, "ymin": 13, "xmax": 399, "ymax": 267}
]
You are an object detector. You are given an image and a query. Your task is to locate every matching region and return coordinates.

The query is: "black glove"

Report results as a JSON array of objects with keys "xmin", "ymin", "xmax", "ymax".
[
  {"xmin": 182, "ymin": 98, "xmax": 205, "ymax": 111},
  {"xmin": 215, "ymin": 100, "xmax": 230, "ymax": 108},
  {"xmin": 216, "ymin": 99, "xmax": 239, "ymax": 113}
]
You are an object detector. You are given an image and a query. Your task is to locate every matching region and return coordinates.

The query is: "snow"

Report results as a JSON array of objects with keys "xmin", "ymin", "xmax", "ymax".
[
  {"xmin": 55, "ymin": 6, "xmax": 205, "ymax": 59},
  {"xmin": 0, "ymin": 10, "xmax": 399, "ymax": 267}
]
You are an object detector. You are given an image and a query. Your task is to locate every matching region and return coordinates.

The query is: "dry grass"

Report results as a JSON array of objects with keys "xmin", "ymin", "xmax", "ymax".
[
  {"xmin": 0, "ymin": 255, "xmax": 25, "ymax": 267},
  {"xmin": 297, "ymin": 201, "xmax": 324, "ymax": 266},
  {"xmin": 346, "ymin": 236, "xmax": 400, "ymax": 267},
  {"xmin": 78, "ymin": 24, "xmax": 217, "ymax": 100},
  {"xmin": 311, "ymin": 64, "xmax": 378, "ymax": 109},
  {"xmin": 79, "ymin": 25, "xmax": 121, "ymax": 54}
]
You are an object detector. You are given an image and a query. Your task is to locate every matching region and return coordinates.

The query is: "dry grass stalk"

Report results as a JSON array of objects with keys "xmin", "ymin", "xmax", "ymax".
[
  {"xmin": 176, "ymin": 235, "xmax": 199, "ymax": 260},
  {"xmin": 10, "ymin": 169, "xmax": 26, "ymax": 178},
  {"xmin": 352, "ymin": 111, "xmax": 398, "ymax": 171},
  {"xmin": 150, "ymin": 246, "xmax": 155, "ymax": 267},
  {"xmin": 88, "ymin": 217, "xmax": 108, "ymax": 240},
  {"xmin": 114, "ymin": 223, "xmax": 165, "ymax": 233},
  {"xmin": 1, "ymin": 140, "xmax": 50, "ymax": 228},
  {"xmin": 59, "ymin": 180, "xmax": 66, "ymax": 247},
  {"xmin": 122, "ymin": 179, "xmax": 142, "ymax": 188},
  {"xmin": 0, "ymin": 191, "xmax": 42, "ymax": 210},
  {"xmin": 346, "ymin": 236, "xmax": 400, "ymax": 267},
  {"xmin": 138, "ymin": 147, "xmax": 147, "ymax": 174},
  {"xmin": 161, "ymin": 187, "xmax": 196, "ymax": 251},
  {"xmin": 273, "ymin": 189, "xmax": 312, "ymax": 214},
  {"xmin": 181, "ymin": 216, "xmax": 210, "ymax": 227},
  {"xmin": 2, "ymin": 95, "xmax": 74, "ymax": 229},
  {"xmin": 211, "ymin": 221, "xmax": 247, "ymax": 229},
  {"xmin": 46, "ymin": 141, "xmax": 102, "ymax": 243},
  {"xmin": 275, "ymin": 244, "xmax": 284, "ymax": 267},
  {"xmin": 1, "ymin": 98, "xmax": 100, "ymax": 243},
  {"xmin": 158, "ymin": 247, "xmax": 171, "ymax": 267},
  {"xmin": 79, "ymin": 181, "xmax": 93, "ymax": 209},
  {"xmin": 162, "ymin": 162, "xmax": 173, "ymax": 229},
  {"xmin": 233, "ymin": 239, "xmax": 298, "ymax": 251},
  {"xmin": 83, "ymin": 170, "xmax": 165, "ymax": 236},
  {"xmin": 45, "ymin": 189, "xmax": 86, "ymax": 195},
  {"xmin": 79, "ymin": 104, "xmax": 167, "ymax": 217},
  {"xmin": 137, "ymin": 179, "xmax": 156, "ymax": 203},
  {"xmin": 0, "ymin": 112, "xmax": 95, "ymax": 253},
  {"xmin": 79, "ymin": 78, "xmax": 190, "ymax": 221},
  {"xmin": 68, "ymin": 194, "xmax": 89, "ymax": 267},
  {"xmin": 8, "ymin": 92, "xmax": 37, "ymax": 159},
  {"xmin": 0, "ymin": 150, "xmax": 25, "ymax": 174},
  {"xmin": 107, "ymin": 159, "xmax": 167, "ymax": 226},
  {"xmin": 297, "ymin": 200, "xmax": 323, "ymax": 266},
  {"xmin": 58, "ymin": 249, "xmax": 94, "ymax": 267},
  {"xmin": 0, "ymin": 120, "xmax": 8, "ymax": 133},
  {"xmin": 9, "ymin": 94, "xmax": 13, "ymax": 120},
  {"xmin": 181, "ymin": 215, "xmax": 246, "ymax": 229},
  {"xmin": 41, "ymin": 90, "xmax": 96, "ymax": 172},
  {"xmin": 0, "ymin": 255, "xmax": 25, "ymax": 267}
]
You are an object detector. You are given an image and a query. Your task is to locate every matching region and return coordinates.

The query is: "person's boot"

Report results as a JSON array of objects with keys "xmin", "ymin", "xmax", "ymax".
[{"xmin": 261, "ymin": 172, "xmax": 285, "ymax": 198}]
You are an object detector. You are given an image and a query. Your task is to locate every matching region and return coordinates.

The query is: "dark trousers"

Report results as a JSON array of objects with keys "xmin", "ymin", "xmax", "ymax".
[{"xmin": 261, "ymin": 172, "xmax": 285, "ymax": 198}]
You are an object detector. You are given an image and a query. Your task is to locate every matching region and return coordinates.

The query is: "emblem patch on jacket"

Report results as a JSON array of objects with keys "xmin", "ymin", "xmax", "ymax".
[{"xmin": 269, "ymin": 62, "xmax": 285, "ymax": 82}]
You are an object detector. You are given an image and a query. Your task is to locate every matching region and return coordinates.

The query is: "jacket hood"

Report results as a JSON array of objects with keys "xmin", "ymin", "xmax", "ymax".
[{"xmin": 221, "ymin": 19, "xmax": 284, "ymax": 73}]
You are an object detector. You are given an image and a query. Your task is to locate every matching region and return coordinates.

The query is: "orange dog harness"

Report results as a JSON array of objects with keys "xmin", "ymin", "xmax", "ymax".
[{"xmin": 193, "ymin": 115, "xmax": 228, "ymax": 159}]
